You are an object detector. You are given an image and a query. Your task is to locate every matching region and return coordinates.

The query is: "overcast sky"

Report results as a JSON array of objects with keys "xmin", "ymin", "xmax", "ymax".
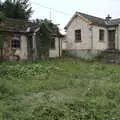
[
  {"xmin": 30, "ymin": 0, "xmax": 120, "ymax": 29},
  {"xmin": 2, "ymin": 0, "xmax": 120, "ymax": 29}
]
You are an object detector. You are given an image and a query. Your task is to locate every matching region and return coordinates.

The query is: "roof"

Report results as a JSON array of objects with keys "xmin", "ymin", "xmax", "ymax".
[
  {"xmin": 111, "ymin": 18, "xmax": 120, "ymax": 25},
  {"xmin": 0, "ymin": 18, "xmax": 38, "ymax": 33},
  {"xmin": 39, "ymin": 20, "xmax": 64, "ymax": 37},
  {"xmin": 77, "ymin": 12, "xmax": 106, "ymax": 26},
  {"xmin": 65, "ymin": 12, "xmax": 120, "ymax": 29},
  {"xmin": 0, "ymin": 18, "xmax": 64, "ymax": 37}
]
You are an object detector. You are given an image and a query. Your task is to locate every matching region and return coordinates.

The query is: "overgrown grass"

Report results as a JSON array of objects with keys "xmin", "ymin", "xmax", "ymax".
[{"xmin": 0, "ymin": 58, "xmax": 120, "ymax": 119}]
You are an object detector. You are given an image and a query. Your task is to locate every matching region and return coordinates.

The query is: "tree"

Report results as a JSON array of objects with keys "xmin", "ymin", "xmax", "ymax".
[
  {"xmin": 0, "ymin": 12, "xmax": 6, "ymax": 21},
  {"xmin": 35, "ymin": 19, "xmax": 59, "ymax": 59},
  {"xmin": 1, "ymin": 0, "xmax": 33, "ymax": 20}
]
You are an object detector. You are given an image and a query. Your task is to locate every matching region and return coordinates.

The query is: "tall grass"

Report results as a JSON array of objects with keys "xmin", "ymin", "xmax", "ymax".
[{"xmin": 0, "ymin": 59, "xmax": 120, "ymax": 119}]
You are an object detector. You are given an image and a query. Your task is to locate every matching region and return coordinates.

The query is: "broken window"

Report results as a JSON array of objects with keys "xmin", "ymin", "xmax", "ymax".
[
  {"xmin": 75, "ymin": 29, "xmax": 81, "ymax": 42},
  {"xmin": 99, "ymin": 29, "xmax": 104, "ymax": 41},
  {"xmin": 11, "ymin": 34, "xmax": 20, "ymax": 49}
]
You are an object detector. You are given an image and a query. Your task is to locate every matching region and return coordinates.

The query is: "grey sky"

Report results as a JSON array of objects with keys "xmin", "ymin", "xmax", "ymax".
[
  {"xmin": 2, "ymin": 0, "xmax": 120, "ymax": 28},
  {"xmin": 30, "ymin": 0, "xmax": 120, "ymax": 28}
]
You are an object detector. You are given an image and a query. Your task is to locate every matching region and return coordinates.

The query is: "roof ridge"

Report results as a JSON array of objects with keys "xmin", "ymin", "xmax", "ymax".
[
  {"xmin": 76, "ymin": 11, "xmax": 105, "ymax": 20},
  {"xmin": 65, "ymin": 11, "xmax": 120, "ymax": 28}
]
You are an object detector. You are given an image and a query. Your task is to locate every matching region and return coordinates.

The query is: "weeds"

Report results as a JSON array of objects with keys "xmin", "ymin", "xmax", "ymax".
[{"xmin": 0, "ymin": 59, "xmax": 120, "ymax": 119}]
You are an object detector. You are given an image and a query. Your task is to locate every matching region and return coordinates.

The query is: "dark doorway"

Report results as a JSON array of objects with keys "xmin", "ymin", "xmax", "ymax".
[
  {"xmin": 108, "ymin": 30, "xmax": 115, "ymax": 49},
  {"xmin": 27, "ymin": 36, "xmax": 33, "ymax": 60}
]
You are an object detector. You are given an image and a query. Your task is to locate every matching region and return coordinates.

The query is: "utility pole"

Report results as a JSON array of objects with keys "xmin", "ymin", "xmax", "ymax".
[
  {"xmin": 50, "ymin": 8, "xmax": 52, "ymax": 21},
  {"xmin": 0, "ymin": 0, "xmax": 1, "ymax": 9}
]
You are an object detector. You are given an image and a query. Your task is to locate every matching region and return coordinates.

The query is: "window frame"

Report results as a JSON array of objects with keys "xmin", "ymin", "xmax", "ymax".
[
  {"xmin": 75, "ymin": 29, "xmax": 81, "ymax": 42},
  {"xmin": 99, "ymin": 29, "xmax": 105, "ymax": 41},
  {"xmin": 11, "ymin": 34, "xmax": 21, "ymax": 49}
]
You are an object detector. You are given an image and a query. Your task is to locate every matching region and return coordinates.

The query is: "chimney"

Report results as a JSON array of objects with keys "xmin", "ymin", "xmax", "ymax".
[{"xmin": 105, "ymin": 14, "xmax": 112, "ymax": 24}]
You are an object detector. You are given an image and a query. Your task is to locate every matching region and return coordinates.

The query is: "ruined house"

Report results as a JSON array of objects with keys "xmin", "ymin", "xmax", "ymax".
[
  {"xmin": 0, "ymin": 18, "xmax": 63, "ymax": 60},
  {"xmin": 64, "ymin": 12, "xmax": 120, "ymax": 61}
]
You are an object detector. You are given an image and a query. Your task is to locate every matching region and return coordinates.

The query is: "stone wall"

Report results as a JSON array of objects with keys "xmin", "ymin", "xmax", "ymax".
[
  {"xmin": 102, "ymin": 49, "xmax": 120, "ymax": 63},
  {"xmin": 64, "ymin": 49, "xmax": 101, "ymax": 60}
]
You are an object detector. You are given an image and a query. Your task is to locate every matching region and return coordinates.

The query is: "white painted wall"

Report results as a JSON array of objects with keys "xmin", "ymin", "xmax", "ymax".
[
  {"xmin": 49, "ymin": 37, "xmax": 61, "ymax": 58},
  {"xmin": 92, "ymin": 26, "xmax": 108, "ymax": 50},
  {"xmin": 65, "ymin": 16, "xmax": 91, "ymax": 50},
  {"xmin": 62, "ymin": 36, "xmax": 67, "ymax": 50},
  {"xmin": 65, "ymin": 16, "xmax": 110, "ymax": 51},
  {"xmin": 116, "ymin": 25, "xmax": 120, "ymax": 50}
]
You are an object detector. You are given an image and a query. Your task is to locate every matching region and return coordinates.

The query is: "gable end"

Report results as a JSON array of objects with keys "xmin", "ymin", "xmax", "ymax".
[{"xmin": 65, "ymin": 12, "xmax": 92, "ymax": 30}]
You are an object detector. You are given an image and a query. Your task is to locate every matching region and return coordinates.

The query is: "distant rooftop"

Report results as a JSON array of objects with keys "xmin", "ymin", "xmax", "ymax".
[{"xmin": 0, "ymin": 18, "xmax": 38, "ymax": 32}]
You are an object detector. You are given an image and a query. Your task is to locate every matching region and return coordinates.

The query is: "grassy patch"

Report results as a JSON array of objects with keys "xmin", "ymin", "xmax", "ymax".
[{"xmin": 0, "ymin": 59, "xmax": 120, "ymax": 119}]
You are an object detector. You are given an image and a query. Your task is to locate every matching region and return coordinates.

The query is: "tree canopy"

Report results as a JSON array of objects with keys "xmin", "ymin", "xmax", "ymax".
[
  {"xmin": 35, "ymin": 19, "xmax": 59, "ymax": 59},
  {"xmin": 0, "ymin": 12, "xmax": 6, "ymax": 21},
  {"xmin": 0, "ymin": 0, "xmax": 33, "ymax": 20}
]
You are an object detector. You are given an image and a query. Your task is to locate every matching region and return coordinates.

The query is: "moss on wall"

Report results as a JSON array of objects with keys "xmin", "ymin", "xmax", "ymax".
[{"xmin": 63, "ymin": 50, "xmax": 102, "ymax": 60}]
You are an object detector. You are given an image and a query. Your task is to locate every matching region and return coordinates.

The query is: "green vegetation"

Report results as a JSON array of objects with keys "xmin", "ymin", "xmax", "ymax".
[
  {"xmin": 0, "ymin": 58, "xmax": 120, "ymax": 119},
  {"xmin": 0, "ymin": 0, "xmax": 32, "ymax": 20},
  {"xmin": 36, "ymin": 19, "xmax": 59, "ymax": 59}
]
